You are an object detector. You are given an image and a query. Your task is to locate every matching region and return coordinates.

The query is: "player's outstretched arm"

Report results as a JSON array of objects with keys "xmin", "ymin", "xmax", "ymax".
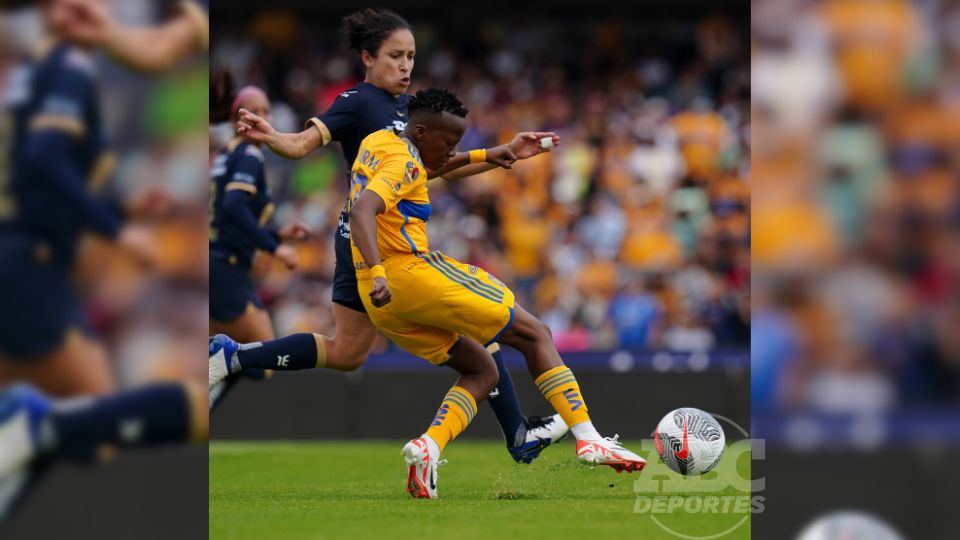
[
  {"xmin": 430, "ymin": 131, "xmax": 560, "ymax": 181},
  {"xmin": 349, "ymin": 190, "xmax": 391, "ymax": 308},
  {"xmin": 66, "ymin": 0, "xmax": 208, "ymax": 73},
  {"xmin": 237, "ymin": 109, "xmax": 324, "ymax": 160}
]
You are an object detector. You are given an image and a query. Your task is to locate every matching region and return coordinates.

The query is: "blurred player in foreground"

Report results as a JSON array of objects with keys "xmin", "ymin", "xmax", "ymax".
[
  {"xmin": 361, "ymin": 88, "xmax": 646, "ymax": 498},
  {"xmin": 0, "ymin": 0, "xmax": 207, "ymax": 522},
  {"xmin": 210, "ymin": 8, "xmax": 567, "ymax": 464}
]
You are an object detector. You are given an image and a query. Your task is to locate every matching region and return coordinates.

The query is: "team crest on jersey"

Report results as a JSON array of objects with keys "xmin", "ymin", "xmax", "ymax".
[
  {"xmin": 468, "ymin": 265, "xmax": 478, "ymax": 275},
  {"xmin": 405, "ymin": 161, "xmax": 420, "ymax": 183}
]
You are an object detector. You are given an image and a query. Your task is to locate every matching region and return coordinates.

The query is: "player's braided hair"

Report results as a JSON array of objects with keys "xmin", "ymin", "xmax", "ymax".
[
  {"xmin": 341, "ymin": 8, "xmax": 412, "ymax": 55},
  {"xmin": 407, "ymin": 88, "xmax": 469, "ymax": 118}
]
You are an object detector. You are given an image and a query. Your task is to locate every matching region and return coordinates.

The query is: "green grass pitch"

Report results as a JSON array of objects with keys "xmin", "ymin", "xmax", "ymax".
[{"xmin": 210, "ymin": 439, "xmax": 751, "ymax": 540}]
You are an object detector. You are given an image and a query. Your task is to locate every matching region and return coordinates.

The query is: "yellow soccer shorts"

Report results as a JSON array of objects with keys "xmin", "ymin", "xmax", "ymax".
[{"xmin": 357, "ymin": 251, "xmax": 516, "ymax": 364}]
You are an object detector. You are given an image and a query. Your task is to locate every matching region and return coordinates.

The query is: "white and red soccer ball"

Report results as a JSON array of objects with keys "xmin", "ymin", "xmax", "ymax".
[{"xmin": 654, "ymin": 407, "xmax": 726, "ymax": 476}]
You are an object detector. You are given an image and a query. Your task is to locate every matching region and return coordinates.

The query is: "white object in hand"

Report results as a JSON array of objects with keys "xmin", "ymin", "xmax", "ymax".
[{"xmin": 539, "ymin": 137, "xmax": 554, "ymax": 149}]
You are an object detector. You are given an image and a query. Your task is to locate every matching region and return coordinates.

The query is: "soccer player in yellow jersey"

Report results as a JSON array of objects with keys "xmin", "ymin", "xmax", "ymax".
[{"xmin": 349, "ymin": 88, "xmax": 647, "ymax": 499}]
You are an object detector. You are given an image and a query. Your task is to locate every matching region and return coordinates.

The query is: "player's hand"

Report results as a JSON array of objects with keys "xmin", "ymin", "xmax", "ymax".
[
  {"xmin": 509, "ymin": 132, "xmax": 560, "ymax": 159},
  {"xmin": 237, "ymin": 108, "xmax": 277, "ymax": 145},
  {"xmin": 485, "ymin": 145, "xmax": 518, "ymax": 169},
  {"xmin": 278, "ymin": 222, "xmax": 312, "ymax": 242},
  {"xmin": 117, "ymin": 224, "xmax": 158, "ymax": 269},
  {"xmin": 369, "ymin": 277, "xmax": 392, "ymax": 307},
  {"xmin": 274, "ymin": 244, "xmax": 300, "ymax": 270}
]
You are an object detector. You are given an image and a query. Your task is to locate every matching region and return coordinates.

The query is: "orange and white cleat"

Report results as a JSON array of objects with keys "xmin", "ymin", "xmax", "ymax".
[
  {"xmin": 576, "ymin": 434, "xmax": 646, "ymax": 473},
  {"xmin": 401, "ymin": 437, "xmax": 442, "ymax": 499}
]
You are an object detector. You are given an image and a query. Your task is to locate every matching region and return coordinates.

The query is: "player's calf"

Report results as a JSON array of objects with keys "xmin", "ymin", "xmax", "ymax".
[{"xmin": 500, "ymin": 305, "xmax": 646, "ymax": 472}]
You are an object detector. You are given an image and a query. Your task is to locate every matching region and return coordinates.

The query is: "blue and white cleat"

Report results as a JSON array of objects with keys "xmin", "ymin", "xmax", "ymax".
[
  {"xmin": 508, "ymin": 414, "xmax": 569, "ymax": 464},
  {"xmin": 0, "ymin": 384, "xmax": 52, "ymax": 522},
  {"xmin": 208, "ymin": 334, "xmax": 240, "ymax": 390}
]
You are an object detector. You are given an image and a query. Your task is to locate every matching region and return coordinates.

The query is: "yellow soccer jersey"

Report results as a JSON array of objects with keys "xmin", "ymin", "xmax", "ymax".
[{"xmin": 348, "ymin": 129, "xmax": 431, "ymax": 273}]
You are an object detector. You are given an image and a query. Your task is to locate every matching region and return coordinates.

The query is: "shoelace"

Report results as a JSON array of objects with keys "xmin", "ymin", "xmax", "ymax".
[{"xmin": 603, "ymin": 434, "xmax": 626, "ymax": 450}]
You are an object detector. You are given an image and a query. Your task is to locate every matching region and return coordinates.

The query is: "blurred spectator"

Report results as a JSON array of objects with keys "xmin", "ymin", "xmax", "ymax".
[{"xmin": 753, "ymin": 0, "xmax": 960, "ymax": 412}]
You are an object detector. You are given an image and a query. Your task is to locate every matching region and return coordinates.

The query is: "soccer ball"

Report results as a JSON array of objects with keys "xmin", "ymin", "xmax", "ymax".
[
  {"xmin": 654, "ymin": 407, "xmax": 725, "ymax": 475},
  {"xmin": 796, "ymin": 512, "xmax": 904, "ymax": 540}
]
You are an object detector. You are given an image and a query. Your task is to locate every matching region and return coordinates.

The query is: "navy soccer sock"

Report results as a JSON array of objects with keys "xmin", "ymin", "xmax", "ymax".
[
  {"xmin": 236, "ymin": 333, "xmax": 318, "ymax": 371},
  {"xmin": 486, "ymin": 345, "xmax": 527, "ymax": 447},
  {"xmin": 49, "ymin": 383, "xmax": 190, "ymax": 457}
]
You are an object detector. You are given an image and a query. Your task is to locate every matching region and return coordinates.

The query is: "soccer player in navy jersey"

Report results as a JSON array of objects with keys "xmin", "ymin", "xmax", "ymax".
[
  {"xmin": 212, "ymin": 8, "xmax": 568, "ymax": 464},
  {"xmin": 0, "ymin": 0, "xmax": 207, "ymax": 521},
  {"xmin": 208, "ymin": 84, "xmax": 311, "ymax": 410}
]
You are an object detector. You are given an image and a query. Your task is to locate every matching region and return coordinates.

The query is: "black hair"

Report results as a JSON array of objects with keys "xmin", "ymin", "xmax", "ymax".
[
  {"xmin": 407, "ymin": 87, "xmax": 469, "ymax": 119},
  {"xmin": 340, "ymin": 8, "xmax": 412, "ymax": 56},
  {"xmin": 209, "ymin": 67, "xmax": 236, "ymax": 123}
]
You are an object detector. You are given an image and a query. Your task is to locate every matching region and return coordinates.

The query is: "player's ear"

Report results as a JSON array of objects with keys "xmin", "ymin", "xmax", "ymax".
[{"xmin": 360, "ymin": 49, "xmax": 375, "ymax": 69}]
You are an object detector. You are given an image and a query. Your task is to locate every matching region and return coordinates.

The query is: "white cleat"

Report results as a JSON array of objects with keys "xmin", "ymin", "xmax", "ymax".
[
  {"xmin": 208, "ymin": 335, "xmax": 239, "ymax": 389},
  {"xmin": 402, "ymin": 437, "xmax": 442, "ymax": 499},
  {"xmin": 508, "ymin": 414, "xmax": 570, "ymax": 464},
  {"xmin": 576, "ymin": 434, "xmax": 646, "ymax": 473},
  {"xmin": 0, "ymin": 385, "xmax": 52, "ymax": 522},
  {"xmin": 527, "ymin": 414, "xmax": 569, "ymax": 443}
]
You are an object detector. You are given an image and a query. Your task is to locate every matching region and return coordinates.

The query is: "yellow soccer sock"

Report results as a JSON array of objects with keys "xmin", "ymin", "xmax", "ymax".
[
  {"xmin": 423, "ymin": 386, "xmax": 477, "ymax": 453},
  {"xmin": 535, "ymin": 365, "xmax": 592, "ymax": 428}
]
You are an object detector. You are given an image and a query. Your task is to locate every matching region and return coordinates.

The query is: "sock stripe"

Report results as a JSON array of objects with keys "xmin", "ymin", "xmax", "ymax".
[
  {"xmin": 539, "ymin": 376, "xmax": 578, "ymax": 396},
  {"xmin": 444, "ymin": 392, "xmax": 476, "ymax": 420},
  {"xmin": 536, "ymin": 368, "xmax": 574, "ymax": 390},
  {"xmin": 536, "ymin": 367, "xmax": 573, "ymax": 389},
  {"xmin": 444, "ymin": 396, "xmax": 474, "ymax": 422},
  {"xmin": 449, "ymin": 386, "xmax": 476, "ymax": 408}
]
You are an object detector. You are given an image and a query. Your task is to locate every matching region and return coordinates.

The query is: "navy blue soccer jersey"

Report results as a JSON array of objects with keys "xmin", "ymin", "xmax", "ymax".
[
  {"xmin": 307, "ymin": 81, "xmax": 410, "ymax": 184},
  {"xmin": 1, "ymin": 43, "xmax": 120, "ymax": 263},
  {"xmin": 209, "ymin": 140, "xmax": 279, "ymax": 267}
]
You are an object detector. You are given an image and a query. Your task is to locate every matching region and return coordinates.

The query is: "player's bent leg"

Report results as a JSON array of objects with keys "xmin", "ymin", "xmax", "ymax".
[
  {"xmin": 485, "ymin": 342, "xmax": 570, "ymax": 463},
  {"xmin": 498, "ymin": 305, "xmax": 645, "ymax": 473},
  {"xmin": 323, "ymin": 303, "xmax": 379, "ymax": 372},
  {"xmin": 0, "ymin": 381, "xmax": 201, "ymax": 521},
  {"xmin": 0, "ymin": 329, "xmax": 114, "ymax": 398},
  {"xmin": 403, "ymin": 336, "xmax": 495, "ymax": 499}
]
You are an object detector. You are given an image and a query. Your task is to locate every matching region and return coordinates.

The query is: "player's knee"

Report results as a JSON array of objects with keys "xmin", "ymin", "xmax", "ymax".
[
  {"xmin": 480, "ymin": 359, "xmax": 500, "ymax": 394},
  {"xmin": 532, "ymin": 319, "xmax": 553, "ymax": 344},
  {"xmin": 329, "ymin": 349, "xmax": 367, "ymax": 372},
  {"xmin": 338, "ymin": 353, "xmax": 366, "ymax": 372}
]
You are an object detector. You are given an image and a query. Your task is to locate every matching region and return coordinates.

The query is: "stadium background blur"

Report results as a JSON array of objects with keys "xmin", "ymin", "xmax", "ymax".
[
  {"xmin": 210, "ymin": 3, "xmax": 751, "ymax": 356},
  {"xmin": 753, "ymin": 0, "xmax": 959, "ymax": 538},
  {"xmin": 0, "ymin": 2, "xmax": 207, "ymax": 538}
]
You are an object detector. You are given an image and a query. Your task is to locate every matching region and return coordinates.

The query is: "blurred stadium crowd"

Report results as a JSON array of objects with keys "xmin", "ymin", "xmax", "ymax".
[
  {"xmin": 752, "ymin": 0, "xmax": 959, "ymax": 413},
  {"xmin": 0, "ymin": 2, "xmax": 208, "ymax": 390},
  {"xmin": 212, "ymin": 11, "xmax": 750, "ymax": 354}
]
